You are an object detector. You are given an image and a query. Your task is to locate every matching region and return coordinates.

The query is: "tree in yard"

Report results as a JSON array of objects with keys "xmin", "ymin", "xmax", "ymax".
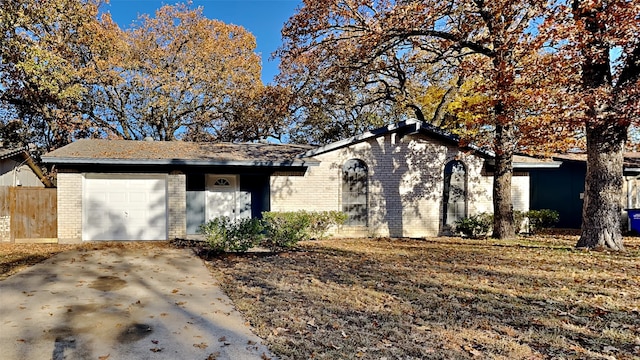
[
  {"xmin": 2, "ymin": 2, "xmax": 283, "ymax": 147},
  {"xmin": 0, "ymin": 0, "xmax": 104, "ymax": 150},
  {"xmin": 279, "ymin": 0, "xmax": 553, "ymax": 239},
  {"xmin": 84, "ymin": 4, "xmax": 268, "ymax": 141},
  {"xmin": 277, "ymin": 56, "xmax": 390, "ymax": 144},
  {"xmin": 542, "ymin": 0, "xmax": 640, "ymax": 250},
  {"xmin": 183, "ymin": 84, "xmax": 294, "ymax": 143}
]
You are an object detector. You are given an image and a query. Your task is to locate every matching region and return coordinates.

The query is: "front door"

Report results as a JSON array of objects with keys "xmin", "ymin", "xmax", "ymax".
[{"xmin": 206, "ymin": 175, "xmax": 238, "ymax": 220}]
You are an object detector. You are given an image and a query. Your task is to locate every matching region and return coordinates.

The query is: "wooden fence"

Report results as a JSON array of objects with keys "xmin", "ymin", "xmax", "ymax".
[{"xmin": 0, "ymin": 186, "xmax": 57, "ymax": 243}]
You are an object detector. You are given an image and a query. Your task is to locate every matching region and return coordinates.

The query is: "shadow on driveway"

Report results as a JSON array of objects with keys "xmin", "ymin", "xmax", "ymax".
[{"xmin": 0, "ymin": 246, "xmax": 275, "ymax": 360}]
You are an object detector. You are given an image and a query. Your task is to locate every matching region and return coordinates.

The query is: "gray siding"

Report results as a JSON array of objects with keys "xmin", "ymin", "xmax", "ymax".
[{"xmin": 186, "ymin": 191, "xmax": 205, "ymax": 234}]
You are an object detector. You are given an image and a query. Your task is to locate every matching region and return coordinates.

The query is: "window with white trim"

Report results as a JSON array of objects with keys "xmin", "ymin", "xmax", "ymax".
[
  {"xmin": 443, "ymin": 160, "xmax": 467, "ymax": 227},
  {"xmin": 342, "ymin": 159, "xmax": 368, "ymax": 226}
]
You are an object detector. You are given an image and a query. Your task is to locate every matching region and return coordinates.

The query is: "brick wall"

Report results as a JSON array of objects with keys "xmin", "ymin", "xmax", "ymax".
[
  {"xmin": 271, "ymin": 132, "xmax": 500, "ymax": 238},
  {"xmin": 57, "ymin": 172, "xmax": 83, "ymax": 243},
  {"xmin": 167, "ymin": 173, "xmax": 186, "ymax": 239}
]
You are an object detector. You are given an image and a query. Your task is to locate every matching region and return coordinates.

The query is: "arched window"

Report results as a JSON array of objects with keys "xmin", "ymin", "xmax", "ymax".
[
  {"xmin": 443, "ymin": 160, "xmax": 467, "ymax": 227},
  {"xmin": 342, "ymin": 159, "xmax": 368, "ymax": 226}
]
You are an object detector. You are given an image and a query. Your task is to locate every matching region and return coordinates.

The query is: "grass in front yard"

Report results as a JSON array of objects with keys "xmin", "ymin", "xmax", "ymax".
[{"xmin": 205, "ymin": 236, "xmax": 640, "ymax": 360}]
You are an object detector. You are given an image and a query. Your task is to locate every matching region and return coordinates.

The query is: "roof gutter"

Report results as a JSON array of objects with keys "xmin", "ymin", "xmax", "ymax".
[{"xmin": 488, "ymin": 160, "xmax": 563, "ymax": 169}]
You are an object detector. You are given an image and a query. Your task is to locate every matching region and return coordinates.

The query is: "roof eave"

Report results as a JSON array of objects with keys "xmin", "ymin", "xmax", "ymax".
[
  {"xmin": 41, "ymin": 157, "xmax": 319, "ymax": 167},
  {"xmin": 0, "ymin": 147, "xmax": 28, "ymax": 160},
  {"xmin": 514, "ymin": 161, "xmax": 563, "ymax": 169},
  {"xmin": 299, "ymin": 119, "xmax": 496, "ymax": 159},
  {"xmin": 300, "ymin": 119, "xmax": 422, "ymax": 158},
  {"xmin": 485, "ymin": 159, "xmax": 563, "ymax": 169}
]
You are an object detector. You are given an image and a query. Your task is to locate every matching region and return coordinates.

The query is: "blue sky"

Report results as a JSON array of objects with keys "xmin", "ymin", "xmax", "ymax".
[{"xmin": 103, "ymin": 0, "xmax": 302, "ymax": 84}]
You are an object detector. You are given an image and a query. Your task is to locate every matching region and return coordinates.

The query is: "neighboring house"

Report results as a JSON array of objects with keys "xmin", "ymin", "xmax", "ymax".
[
  {"xmin": 529, "ymin": 153, "xmax": 640, "ymax": 229},
  {"xmin": 0, "ymin": 146, "xmax": 53, "ymax": 187},
  {"xmin": 42, "ymin": 120, "xmax": 557, "ymax": 243}
]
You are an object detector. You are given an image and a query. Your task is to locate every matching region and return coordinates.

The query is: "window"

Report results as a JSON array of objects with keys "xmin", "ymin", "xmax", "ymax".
[
  {"xmin": 214, "ymin": 178, "xmax": 231, "ymax": 187},
  {"xmin": 443, "ymin": 160, "xmax": 467, "ymax": 227},
  {"xmin": 342, "ymin": 159, "xmax": 368, "ymax": 226}
]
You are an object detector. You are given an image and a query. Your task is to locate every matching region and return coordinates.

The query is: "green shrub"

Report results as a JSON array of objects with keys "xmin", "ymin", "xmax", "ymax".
[
  {"xmin": 199, "ymin": 216, "xmax": 264, "ymax": 253},
  {"xmin": 454, "ymin": 213, "xmax": 493, "ymax": 238},
  {"xmin": 199, "ymin": 211, "xmax": 348, "ymax": 254},
  {"xmin": 261, "ymin": 211, "xmax": 312, "ymax": 252},
  {"xmin": 307, "ymin": 211, "xmax": 348, "ymax": 239},
  {"xmin": 526, "ymin": 209, "xmax": 559, "ymax": 234}
]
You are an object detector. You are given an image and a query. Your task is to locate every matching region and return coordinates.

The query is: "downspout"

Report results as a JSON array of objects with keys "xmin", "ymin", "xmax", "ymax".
[{"xmin": 12, "ymin": 158, "xmax": 29, "ymax": 186}]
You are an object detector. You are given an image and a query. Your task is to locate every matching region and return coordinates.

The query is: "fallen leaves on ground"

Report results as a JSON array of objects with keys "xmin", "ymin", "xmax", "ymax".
[
  {"xmin": 0, "ymin": 243, "xmax": 80, "ymax": 280},
  {"xmin": 0, "ymin": 241, "xmax": 170, "ymax": 280},
  {"xmin": 3, "ymin": 236, "xmax": 639, "ymax": 359},
  {"xmin": 202, "ymin": 235, "xmax": 640, "ymax": 360}
]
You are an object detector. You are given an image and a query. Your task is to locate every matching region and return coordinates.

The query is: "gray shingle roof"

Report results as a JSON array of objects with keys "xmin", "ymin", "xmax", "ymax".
[
  {"xmin": 0, "ymin": 147, "xmax": 27, "ymax": 160},
  {"xmin": 42, "ymin": 139, "xmax": 319, "ymax": 167}
]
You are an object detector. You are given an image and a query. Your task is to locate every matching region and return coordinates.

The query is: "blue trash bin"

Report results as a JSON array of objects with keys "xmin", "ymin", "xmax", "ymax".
[{"xmin": 626, "ymin": 209, "xmax": 640, "ymax": 234}]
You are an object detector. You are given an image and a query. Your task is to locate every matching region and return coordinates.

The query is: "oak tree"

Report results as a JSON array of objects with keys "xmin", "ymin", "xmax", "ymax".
[
  {"xmin": 279, "ymin": 0, "xmax": 549, "ymax": 238},
  {"xmin": 84, "ymin": 4, "xmax": 265, "ymax": 141},
  {"xmin": 542, "ymin": 0, "xmax": 640, "ymax": 250},
  {"xmin": 0, "ymin": 0, "xmax": 103, "ymax": 150}
]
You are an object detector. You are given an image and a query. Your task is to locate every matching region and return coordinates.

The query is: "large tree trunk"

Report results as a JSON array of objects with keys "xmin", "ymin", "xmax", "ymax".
[
  {"xmin": 572, "ymin": 0, "xmax": 628, "ymax": 251},
  {"xmin": 492, "ymin": 122, "xmax": 515, "ymax": 239},
  {"xmin": 576, "ymin": 123, "xmax": 626, "ymax": 250}
]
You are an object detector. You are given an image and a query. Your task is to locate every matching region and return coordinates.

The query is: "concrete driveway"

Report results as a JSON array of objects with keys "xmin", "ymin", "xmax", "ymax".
[{"xmin": 0, "ymin": 246, "xmax": 275, "ymax": 360}]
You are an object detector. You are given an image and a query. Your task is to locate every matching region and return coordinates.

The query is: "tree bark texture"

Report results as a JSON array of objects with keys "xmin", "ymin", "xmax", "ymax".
[
  {"xmin": 572, "ymin": 0, "xmax": 628, "ymax": 250},
  {"xmin": 492, "ymin": 122, "xmax": 516, "ymax": 239},
  {"xmin": 577, "ymin": 123, "xmax": 626, "ymax": 250}
]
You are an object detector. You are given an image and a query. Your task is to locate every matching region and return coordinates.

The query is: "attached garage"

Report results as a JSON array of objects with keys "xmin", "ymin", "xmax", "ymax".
[
  {"xmin": 83, "ymin": 174, "xmax": 167, "ymax": 241},
  {"xmin": 41, "ymin": 139, "xmax": 318, "ymax": 243}
]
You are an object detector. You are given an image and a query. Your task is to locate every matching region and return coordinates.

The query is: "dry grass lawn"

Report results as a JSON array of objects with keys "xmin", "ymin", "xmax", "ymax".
[
  {"xmin": 204, "ymin": 236, "xmax": 640, "ymax": 360},
  {"xmin": 2, "ymin": 236, "xmax": 640, "ymax": 359}
]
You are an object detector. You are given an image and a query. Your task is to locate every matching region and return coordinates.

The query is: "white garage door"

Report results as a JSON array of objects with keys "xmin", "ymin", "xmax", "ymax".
[{"xmin": 83, "ymin": 174, "xmax": 167, "ymax": 241}]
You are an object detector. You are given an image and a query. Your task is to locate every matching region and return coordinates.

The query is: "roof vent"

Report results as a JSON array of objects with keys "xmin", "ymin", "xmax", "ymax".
[{"xmin": 144, "ymin": 136, "xmax": 154, "ymax": 142}]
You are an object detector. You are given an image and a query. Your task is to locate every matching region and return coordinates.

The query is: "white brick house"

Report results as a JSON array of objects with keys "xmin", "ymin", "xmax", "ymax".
[
  {"xmin": 42, "ymin": 120, "xmax": 557, "ymax": 243},
  {"xmin": 271, "ymin": 121, "xmax": 544, "ymax": 238}
]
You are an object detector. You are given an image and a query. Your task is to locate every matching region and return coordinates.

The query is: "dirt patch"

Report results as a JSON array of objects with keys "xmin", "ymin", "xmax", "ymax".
[{"xmin": 88, "ymin": 276, "xmax": 127, "ymax": 291}]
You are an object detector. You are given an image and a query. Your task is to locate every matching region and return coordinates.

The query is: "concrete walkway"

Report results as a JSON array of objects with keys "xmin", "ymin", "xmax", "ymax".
[{"xmin": 0, "ymin": 246, "xmax": 275, "ymax": 360}]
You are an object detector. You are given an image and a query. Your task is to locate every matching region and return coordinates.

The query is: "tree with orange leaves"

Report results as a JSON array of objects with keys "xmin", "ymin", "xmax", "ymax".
[
  {"xmin": 279, "ymin": 0, "xmax": 639, "ymax": 248},
  {"xmin": 540, "ymin": 0, "xmax": 640, "ymax": 250},
  {"xmin": 1, "ymin": 2, "xmax": 285, "ymax": 148},
  {"xmin": 84, "ymin": 4, "xmax": 269, "ymax": 141},
  {"xmin": 0, "ymin": 0, "xmax": 104, "ymax": 150},
  {"xmin": 278, "ymin": 0, "xmax": 554, "ymax": 239}
]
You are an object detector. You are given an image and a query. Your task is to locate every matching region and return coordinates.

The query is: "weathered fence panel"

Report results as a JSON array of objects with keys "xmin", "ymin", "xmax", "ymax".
[
  {"xmin": 0, "ymin": 187, "xmax": 57, "ymax": 243},
  {"xmin": 0, "ymin": 187, "xmax": 10, "ymax": 241}
]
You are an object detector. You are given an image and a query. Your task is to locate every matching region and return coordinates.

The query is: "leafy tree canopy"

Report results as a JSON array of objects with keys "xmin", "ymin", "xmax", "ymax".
[{"xmin": 1, "ymin": 1, "xmax": 287, "ymax": 148}]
